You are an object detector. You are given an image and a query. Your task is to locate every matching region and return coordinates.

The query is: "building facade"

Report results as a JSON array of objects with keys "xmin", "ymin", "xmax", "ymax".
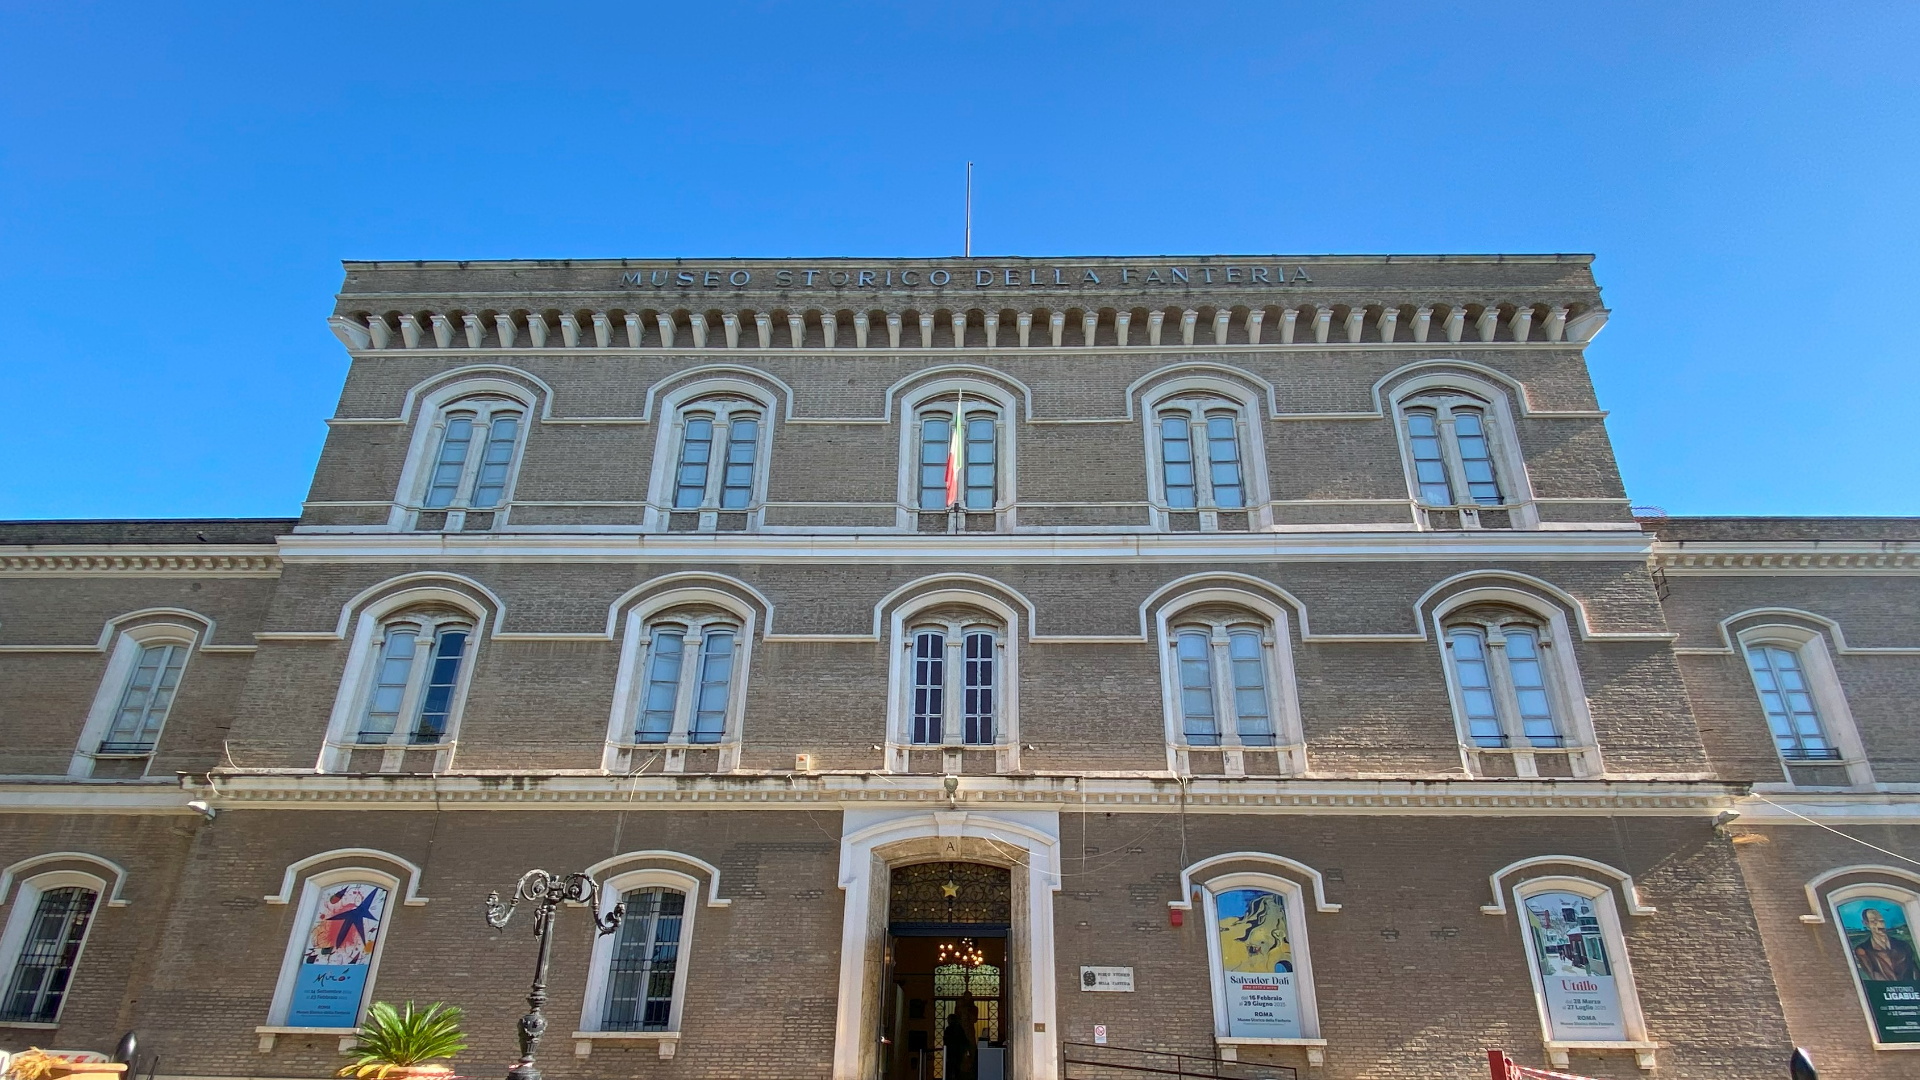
[{"xmin": 0, "ymin": 255, "xmax": 1915, "ymax": 1080}]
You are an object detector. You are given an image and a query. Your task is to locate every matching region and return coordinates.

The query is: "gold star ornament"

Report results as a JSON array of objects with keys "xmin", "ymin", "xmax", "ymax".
[{"xmin": 941, "ymin": 879, "xmax": 960, "ymax": 898}]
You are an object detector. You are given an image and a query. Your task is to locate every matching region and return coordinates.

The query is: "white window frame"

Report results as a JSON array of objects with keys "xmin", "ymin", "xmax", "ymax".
[
  {"xmin": 68, "ymin": 621, "xmax": 202, "ymax": 779},
  {"xmin": 884, "ymin": 591, "xmax": 1021, "ymax": 773},
  {"xmin": 1512, "ymin": 875, "xmax": 1655, "ymax": 1070},
  {"xmin": 1736, "ymin": 624, "xmax": 1874, "ymax": 789},
  {"xmin": 1389, "ymin": 376, "xmax": 1538, "ymax": 530},
  {"xmin": 649, "ymin": 395, "xmax": 772, "ymax": 532},
  {"xmin": 1433, "ymin": 591, "xmax": 1601, "ymax": 779},
  {"xmin": 0, "ymin": 870, "xmax": 106, "ymax": 1028},
  {"xmin": 261, "ymin": 866, "xmax": 402, "ymax": 1038},
  {"xmin": 1147, "ymin": 395, "xmax": 1260, "ymax": 530},
  {"xmin": 573, "ymin": 868, "xmax": 701, "ymax": 1059},
  {"xmin": 1824, "ymin": 882, "xmax": 1920, "ymax": 1051},
  {"xmin": 604, "ymin": 603, "xmax": 753, "ymax": 774},
  {"xmin": 1199, "ymin": 872, "xmax": 1326, "ymax": 1063},
  {"xmin": 893, "ymin": 382, "xmax": 1018, "ymax": 533},
  {"xmin": 388, "ymin": 381, "xmax": 535, "ymax": 532},
  {"xmin": 321, "ymin": 590, "xmax": 487, "ymax": 774},
  {"xmin": 1154, "ymin": 592, "xmax": 1305, "ymax": 777}
]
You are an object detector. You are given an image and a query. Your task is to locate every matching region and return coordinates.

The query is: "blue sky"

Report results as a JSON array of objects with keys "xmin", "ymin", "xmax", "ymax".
[{"xmin": 2, "ymin": 1, "xmax": 1915, "ymax": 519}]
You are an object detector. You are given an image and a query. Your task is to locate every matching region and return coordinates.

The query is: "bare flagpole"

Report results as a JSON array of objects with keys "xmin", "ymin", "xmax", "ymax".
[{"xmin": 964, "ymin": 161, "xmax": 973, "ymax": 258}]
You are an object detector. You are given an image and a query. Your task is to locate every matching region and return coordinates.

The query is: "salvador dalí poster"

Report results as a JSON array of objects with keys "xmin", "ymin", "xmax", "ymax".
[
  {"xmin": 1215, "ymin": 888, "xmax": 1302, "ymax": 1037},
  {"xmin": 1837, "ymin": 896, "xmax": 1920, "ymax": 1043}
]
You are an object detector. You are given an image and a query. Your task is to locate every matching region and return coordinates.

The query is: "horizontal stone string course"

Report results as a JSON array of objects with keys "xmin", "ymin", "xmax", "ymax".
[
  {"xmin": 0, "ymin": 553, "xmax": 281, "ymax": 573},
  {"xmin": 328, "ymin": 299, "xmax": 1607, "ymax": 351}
]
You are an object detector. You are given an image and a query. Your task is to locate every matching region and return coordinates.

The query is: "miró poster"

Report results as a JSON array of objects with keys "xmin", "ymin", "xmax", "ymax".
[
  {"xmin": 1215, "ymin": 888, "xmax": 1301, "ymax": 1038},
  {"xmin": 1836, "ymin": 897, "xmax": 1920, "ymax": 1043},
  {"xmin": 1524, "ymin": 892, "xmax": 1625, "ymax": 1040},
  {"xmin": 287, "ymin": 881, "xmax": 388, "ymax": 1027}
]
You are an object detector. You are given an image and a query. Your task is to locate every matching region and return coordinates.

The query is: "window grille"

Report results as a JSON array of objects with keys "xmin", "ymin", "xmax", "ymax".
[
  {"xmin": 601, "ymin": 888, "xmax": 684, "ymax": 1032},
  {"xmin": 1, "ymin": 887, "xmax": 95, "ymax": 1023}
]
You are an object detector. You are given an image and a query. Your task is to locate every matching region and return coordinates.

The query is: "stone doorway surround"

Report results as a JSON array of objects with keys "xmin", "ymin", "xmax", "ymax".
[{"xmin": 834, "ymin": 808, "xmax": 1062, "ymax": 1080}]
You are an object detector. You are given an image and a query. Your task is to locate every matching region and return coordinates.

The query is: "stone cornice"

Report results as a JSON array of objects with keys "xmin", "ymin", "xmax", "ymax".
[
  {"xmin": 138, "ymin": 772, "xmax": 1751, "ymax": 816},
  {"xmin": 1653, "ymin": 542, "xmax": 1920, "ymax": 574},
  {"xmin": 275, "ymin": 529, "xmax": 1654, "ymax": 564},
  {"xmin": 0, "ymin": 545, "xmax": 282, "ymax": 574}
]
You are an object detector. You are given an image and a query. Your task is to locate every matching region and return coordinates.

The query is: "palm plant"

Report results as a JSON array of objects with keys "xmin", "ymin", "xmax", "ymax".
[{"xmin": 339, "ymin": 1001, "xmax": 467, "ymax": 1078}]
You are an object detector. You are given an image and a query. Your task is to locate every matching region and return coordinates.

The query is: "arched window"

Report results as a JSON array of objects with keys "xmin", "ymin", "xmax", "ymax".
[
  {"xmin": 665, "ymin": 398, "xmax": 765, "ymax": 531},
  {"xmin": 1445, "ymin": 623, "xmax": 1559, "ymax": 749},
  {"xmin": 1824, "ymin": 883, "xmax": 1920, "ymax": 1048},
  {"xmin": 408, "ymin": 396, "xmax": 526, "ymax": 532},
  {"xmin": 1152, "ymin": 396, "xmax": 1254, "ymax": 531},
  {"xmin": 70, "ymin": 618, "xmax": 205, "ymax": 778},
  {"xmin": 263, "ymin": 867, "xmax": 399, "ymax": 1035},
  {"xmin": 633, "ymin": 618, "xmax": 741, "ymax": 746},
  {"xmin": 905, "ymin": 616, "xmax": 1002, "ymax": 748},
  {"xmin": 1436, "ymin": 599, "xmax": 1600, "ymax": 780},
  {"xmin": 1512, "ymin": 877, "xmax": 1654, "ymax": 1069},
  {"xmin": 917, "ymin": 405, "xmax": 999, "ymax": 513},
  {"xmin": 0, "ymin": 872, "xmax": 102, "ymax": 1024},
  {"xmin": 1200, "ymin": 873, "xmax": 1325, "ymax": 1062},
  {"xmin": 606, "ymin": 597, "xmax": 756, "ymax": 774},
  {"xmin": 1157, "ymin": 600, "xmax": 1304, "ymax": 777},
  {"xmin": 577, "ymin": 868, "xmax": 703, "ymax": 1059},
  {"xmin": 322, "ymin": 608, "xmax": 476, "ymax": 774},
  {"xmin": 1395, "ymin": 389, "xmax": 1525, "ymax": 530},
  {"xmin": 1734, "ymin": 623, "xmax": 1872, "ymax": 788}
]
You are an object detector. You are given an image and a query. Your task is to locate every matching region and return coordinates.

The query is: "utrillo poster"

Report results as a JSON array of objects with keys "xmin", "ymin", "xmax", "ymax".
[
  {"xmin": 1523, "ymin": 892, "xmax": 1626, "ymax": 1040},
  {"xmin": 1836, "ymin": 896, "xmax": 1920, "ymax": 1043}
]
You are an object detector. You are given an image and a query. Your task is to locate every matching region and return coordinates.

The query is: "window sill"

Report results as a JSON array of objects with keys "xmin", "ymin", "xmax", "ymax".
[
  {"xmin": 0, "ymin": 1020, "xmax": 60, "ymax": 1030},
  {"xmin": 254, "ymin": 1026, "xmax": 358, "ymax": 1053},
  {"xmin": 1215, "ymin": 1036, "xmax": 1327, "ymax": 1067},
  {"xmin": 1542, "ymin": 1039, "xmax": 1657, "ymax": 1070},
  {"xmin": 571, "ymin": 1031, "xmax": 679, "ymax": 1059}
]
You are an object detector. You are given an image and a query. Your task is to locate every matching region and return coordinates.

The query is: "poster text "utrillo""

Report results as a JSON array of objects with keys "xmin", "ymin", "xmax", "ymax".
[{"xmin": 617, "ymin": 266, "xmax": 1317, "ymax": 289}]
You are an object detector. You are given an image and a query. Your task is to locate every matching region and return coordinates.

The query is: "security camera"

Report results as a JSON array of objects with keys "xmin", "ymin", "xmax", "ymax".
[
  {"xmin": 1714, "ymin": 809, "xmax": 1742, "ymax": 828},
  {"xmin": 186, "ymin": 799, "xmax": 217, "ymax": 822}
]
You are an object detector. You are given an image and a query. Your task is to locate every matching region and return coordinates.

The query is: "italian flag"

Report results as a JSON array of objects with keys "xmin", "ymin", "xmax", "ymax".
[{"xmin": 945, "ymin": 393, "xmax": 965, "ymax": 509}]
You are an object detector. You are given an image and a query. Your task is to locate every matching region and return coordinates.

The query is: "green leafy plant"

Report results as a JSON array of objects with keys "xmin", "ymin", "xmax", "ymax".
[{"xmin": 339, "ymin": 1001, "xmax": 467, "ymax": 1078}]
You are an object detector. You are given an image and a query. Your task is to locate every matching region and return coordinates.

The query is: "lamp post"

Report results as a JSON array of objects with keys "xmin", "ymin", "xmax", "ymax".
[{"xmin": 484, "ymin": 870, "xmax": 624, "ymax": 1080}]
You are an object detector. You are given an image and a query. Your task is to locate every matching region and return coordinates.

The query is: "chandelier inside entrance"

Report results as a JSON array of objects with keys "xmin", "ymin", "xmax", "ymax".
[{"xmin": 936, "ymin": 937, "xmax": 985, "ymax": 967}]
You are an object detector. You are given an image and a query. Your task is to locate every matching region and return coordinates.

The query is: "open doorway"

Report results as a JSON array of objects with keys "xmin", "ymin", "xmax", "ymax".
[{"xmin": 884, "ymin": 862, "xmax": 1012, "ymax": 1080}]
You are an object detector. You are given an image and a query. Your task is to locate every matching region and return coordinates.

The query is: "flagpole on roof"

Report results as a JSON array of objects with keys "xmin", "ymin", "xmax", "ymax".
[{"xmin": 964, "ymin": 162, "xmax": 973, "ymax": 258}]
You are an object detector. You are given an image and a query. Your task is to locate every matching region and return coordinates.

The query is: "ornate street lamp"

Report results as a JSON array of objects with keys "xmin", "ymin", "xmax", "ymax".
[{"xmin": 484, "ymin": 870, "xmax": 624, "ymax": 1080}]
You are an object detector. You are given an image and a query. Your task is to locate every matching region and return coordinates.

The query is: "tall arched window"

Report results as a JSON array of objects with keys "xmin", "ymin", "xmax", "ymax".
[
  {"xmin": 606, "ymin": 597, "xmax": 756, "ymax": 774},
  {"xmin": 1437, "ymin": 599, "xmax": 1600, "ymax": 780},
  {"xmin": 263, "ymin": 867, "xmax": 401, "ymax": 1036},
  {"xmin": 1512, "ymin": 876, "xmax": 1654, "ymax": 1070},
  {"xmin": 409, "ymin": 396, "xmax": 526, "ymax": 532},
  {"xmin": 1153, "ymin": 396, "xmax": 1254, "ymax": 531},
  {"xmin": 1200, "ymin": 873, "xmax": 1325, "ymax": 1061},
  {"xmin": 1395, "ymin": 388, "xmax": 1525, "ymax": 530},
  {"xmin": 665, "ymin": 398, "xmax": 764, "ymax": 532},
  {"xmin": 632, "ymin": 618, "xmax": 741, "ymax": 746},
  {"xmin": 0, "ymin": 872, "xmax": 102, "ymax": 1024},
  {"xmin": 1734, "ymin": 622, "xmax": 1872, "ymax": 788},
  {"xmin": 885, "ymin": 596, "xmax": 1020, "ymax": 774},
  {"xmin": 576, "ymin": 867, "xmax": 705, "ymax": 1060},
  {"xmin": 322, "ymin": 607, "xmax": 477, "ymax": 774},
  {"xmin": 69, "ymin": 616, "xmax": 207, "ymax": 779},
  {"xmin": 917, "ymin": 405, "xmax": 999, "ymax": 512},
  {"xmin": 906, "ymin": 616, "xmax": 1001, "ymax": 748},
  {"xmin": 1825, "ymin": 883, "xmax": 1920, "ymax": 1049},
  {"xmin": 1156, "ymin": 597, "xmax": 1305, "ymax": 777}
]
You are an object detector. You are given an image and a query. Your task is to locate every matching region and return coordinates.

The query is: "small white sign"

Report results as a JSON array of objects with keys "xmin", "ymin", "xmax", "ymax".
[
  {"xmin": 1093, "ymin": 1024, "xmax": 1108, "ymax": 1045},
  {"xmin": 1080, "ymin": 966, "xmax": 1135, "ymax": 992}
]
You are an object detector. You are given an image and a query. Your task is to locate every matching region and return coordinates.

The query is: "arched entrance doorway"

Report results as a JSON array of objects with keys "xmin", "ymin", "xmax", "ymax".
[{"xmin": 883, "ymin": 862, "xmax": 1012, "ymax": 1080}]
